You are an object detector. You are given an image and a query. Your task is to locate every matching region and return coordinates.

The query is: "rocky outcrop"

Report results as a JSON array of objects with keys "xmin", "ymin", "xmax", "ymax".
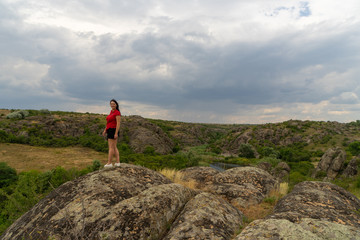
[
  {"xmin": 343, "ymin": 157, "xmax": 359, "ymax": 178},
  {"xmin": 179, "ymin": 166, "xmax": 219, "ymax": 188},
  {"xmin": 121, "ymin": 116, "xmax": 175, "ymax": 154},
  {"xmin": 1, "ymin": 164, "xmax": 247, "ymax": 240},
  {"xmin": 164, "ymin": 192, "xmax": 243, "ymax": 239},
  {"xmin": 235, "ymin": 218, "xmax": 360, "ymax": 240},
  {"xmin": 235, "ymin": 181, "xmax": 360, "ymax": 239},
  {"xmin": 312, "ymin": 147, "xmax": 346, "ymax": 179},
  {"xmin": 1, "ymin": 164, "xmax": 188, "ymax": 240},
  {"xmin": 180, "ymin": 166, "xmax": 278, "ymax": 208},
  {"xmin": 271, "ymin": 161, "xmax": 291, "ymax": 180}
]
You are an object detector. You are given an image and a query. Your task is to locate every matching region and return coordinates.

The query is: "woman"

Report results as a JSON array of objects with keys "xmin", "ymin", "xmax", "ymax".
[{"xmin": 102, "ymin": 99, "xmax": 121, "ymax": 167}]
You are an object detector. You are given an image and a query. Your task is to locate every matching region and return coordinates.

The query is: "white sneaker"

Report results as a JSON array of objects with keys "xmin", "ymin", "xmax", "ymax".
[
  {"xmin": 104, "ymin": 163, "xmax": 113, "ymax": 168},
  {"xmin": 114, "ymin": 162, "xmax": 120, "ymax": 167}
]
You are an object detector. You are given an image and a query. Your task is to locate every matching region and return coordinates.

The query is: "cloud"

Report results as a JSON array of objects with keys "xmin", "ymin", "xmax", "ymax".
[{"xmin": 1, "ymin": 0, "xmax": 360, "ymax": 123}]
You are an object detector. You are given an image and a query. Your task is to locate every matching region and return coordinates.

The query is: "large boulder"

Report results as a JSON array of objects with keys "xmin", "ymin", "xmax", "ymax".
[
  {"xmin": 270, "ymin": 181, "xmax": 360, "ymax": 227},
  {"xmin": 235, "ymin": 218, "xmax": 360, "ymax": 240},
  {"xmin": 204, "ymin": 167, "xmax": 278, "ymax": 208},
  {"xmin": 163, "ymin": 192, "xmax": 243, "ymax": 239},
  {"xmin": 312, "ymin": 147, "xmax": 346, "ymax": 179},
  {"xmin": 179, "ymin": 166, "xmax": 219, "ymax": 188},
  {"xmin": 342, "ymin": 157, "xmax": 359, "ymax": 178},
  {"xmin": 235, "ymin": 181, "xmax": 360, "ymax": 239},
  {"xmin": 214, "ymin": 167, "xmax": 277, "ymax": 196},
  {"xmin": 271, "ymin": 161, "xmax": 291, "ymax": 181},
  {"xmin": 0, "ymin": 164, "xmax": 195, "ymax": 240}
]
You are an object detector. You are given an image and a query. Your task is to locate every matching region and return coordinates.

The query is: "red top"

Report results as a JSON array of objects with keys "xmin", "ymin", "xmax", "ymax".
[{"xmin": 106, "ymin": 109, "xmax": 121, "ymax": 129}]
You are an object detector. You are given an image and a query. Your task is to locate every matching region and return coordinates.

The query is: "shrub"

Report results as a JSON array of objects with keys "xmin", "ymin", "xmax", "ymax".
[
  {"xmin": 39, "ymin": 109, "xmax": 51, "ymax": 114},
  {"xmin": 91, "ymin": 160, "xmax": 101, "ymax": 171},
  {"xmin": 238, "ymin": 144, "xmax": 255, "ymax": 158},
  {"xmin": 279, "ymin": 147, "xmax": 311, "ymax": 162},
  {"xmin": 258, "ymin": 146, "xmax": 279, "ymax": 158},
  {"xmin": 348, "ymin": 141, "xmax": 360, "ymax": 156},
  {"xmin": 0, "ymin": 162, "xmax": 17, "ymax": 188},
  {"xmin": 6, "ymin": 110, "xmax": 29, "ymax": 119},
  {"xmin": 0, "ymin": 130, "xmax": 9, "ymax": 143},
  {"xmin": 288, "ymin": 161, "xmax": 314, "ymax": 176},
  {"xmin": 143, "ymin": 146, "xmax": 156, "ymax": 155},
  {"xmin": 49, "ymin": 166, "xmax": 72, "ymax": 189},
  {"xmin": 289, "ymin": 171, "xmax": 308, "ymax": 186},
  {"xmin": 6, "ymin": 112, "xmax": 23, "ymax": 119}
]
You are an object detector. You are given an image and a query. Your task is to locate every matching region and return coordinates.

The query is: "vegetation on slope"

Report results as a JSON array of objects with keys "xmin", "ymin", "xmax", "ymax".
[{"xmin": 1, "ymin": 109, "xmax": 360, "ymax": 235}]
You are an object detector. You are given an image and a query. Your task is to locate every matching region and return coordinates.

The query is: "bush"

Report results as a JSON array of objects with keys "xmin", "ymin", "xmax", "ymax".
[
  {"xmin": 6, "ymin": 110, "xmax": 29, "ymax": 119},
  {"xmin": 258, "ymin": 146, "xmax": 279, "ymax": 158},
  {"xmin": 0, "ymin": 162, "xmax": 17, "ymax": 188},
  {"xmin": 289, "ymin": 171, "xmax": 308, "ymax": 186},
  {"xmin": 6, "ymin": 112, "xmax": 23, "ymax": 119},
  {"xmin": 238, "ymin": 144, "xmax": 255, "ymax": 158},
  {"xmin": 348, "ymin": 141, "xmax": 360, "ymax": 156},
  {"xmin": 279, "ymin": 147, "xmax": 311, "ymax": 162},
  {"xmin": 49, "ymin": 166, "xmax": 72, "ymax": 188},
  {"xmin": 288, "ymin": 161, "xmax": 314, "ymax": 176},
  {"xmin": 0, "ymin": 130, "xmax": 10, "ymax": 143}
]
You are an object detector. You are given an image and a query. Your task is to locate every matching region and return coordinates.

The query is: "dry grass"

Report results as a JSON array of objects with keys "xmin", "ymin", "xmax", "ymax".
[
  {"xmin": 159, "ymin": 168, "xmax": 198, "ymax": 190},
  {"xmin": 236, "ymin": 182, "xmax": 289, "ymax": 230},
  {"xmin": 0, "ymin": 143, "xmax": 107, "ymax": 172}
]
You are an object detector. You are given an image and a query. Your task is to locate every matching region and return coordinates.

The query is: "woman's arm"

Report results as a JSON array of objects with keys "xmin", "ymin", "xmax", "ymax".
[{"xmin": 114, "ymin": 115, "xmax": 121, "ymax": 139}]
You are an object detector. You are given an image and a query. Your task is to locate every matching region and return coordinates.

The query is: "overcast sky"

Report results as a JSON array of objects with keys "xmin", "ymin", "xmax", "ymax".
[{"xmin": 1, "ymin": 0, "xmax": 360, "ymax": 123}]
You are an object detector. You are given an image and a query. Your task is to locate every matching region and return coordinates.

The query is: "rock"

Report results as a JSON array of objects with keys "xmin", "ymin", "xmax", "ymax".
[
  {"xmin": 312, "ymin": 147, "xmax": 346, "ymax": 179},
  {"xmin": 122, "ymin": 116, "xmax": 175, "ymax": 154},
  {"xmin": 97, "ymin": 183, "xmax": 195, "ymax": 240},
  {"xmin": 214, "ymin": 167, "xmax": 278, "ymax": 196},
  {"xmin": 257, "ymin": 162, "xmax": 272, "ymax": 173},
  {"xmin": 235, "ymin": 181, "xmax": 360, "ymax": 239},
  {"xmin": 200, "ymin": 167, "xmax": 278, "ymax": 208},
  {"xmin": 271, "ymin": 162, "xmax": 290, "ymax": 181},
  {"xmin": 270, "ymin": 181, "xmax": 360, "ymax": 228},
  {"xmin": 342, "ymin": 157, "xmax": 358, "ymax": 178},
  {"xmin": 179, "ymin": 166, "xmax": 219, "ymax": 188},
  {"xmin": 204, "ymin": 183, "xmax": 264, "ymax": 208},
  {"xmin": 0, "ymin": 164, "xmax": 196, "ymax": 240},
  {"xmin": 235, "ymin": 218, "xmax": 360, "ymax": 240},
  {"xmin": 164, "ymin": 192, "xmax": 243, "ymax": 240}
]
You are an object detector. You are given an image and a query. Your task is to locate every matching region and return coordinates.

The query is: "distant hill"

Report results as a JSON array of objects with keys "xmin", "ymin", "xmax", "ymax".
[{"xmin": 1, "ymin": 109, "xmax": 360, "ymax": 159}]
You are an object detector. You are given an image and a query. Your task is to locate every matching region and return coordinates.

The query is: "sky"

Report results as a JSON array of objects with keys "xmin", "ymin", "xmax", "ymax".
[{"xmin": 1, "ymin": 0, "xmax": 360, "ymax": 124}]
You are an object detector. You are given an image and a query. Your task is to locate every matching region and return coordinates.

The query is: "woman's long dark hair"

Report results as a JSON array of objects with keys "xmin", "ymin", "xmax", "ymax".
[{"xmin": 110, "ymin": 99, "xmax": 120, "ymax": 112}]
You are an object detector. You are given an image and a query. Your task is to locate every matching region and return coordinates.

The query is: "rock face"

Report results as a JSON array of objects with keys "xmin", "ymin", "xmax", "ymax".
[
  {"xmin": 3, "ymin": 164, "xmax": 360, "ymax": 240},
  {"xmin": 343, "ymin": 157, "xmax": 359, "ymax": 178},
  {"xmin": 121, "ymin": 116, "xmax": 175, "ymax": 154},
  {"xmin": 235, "ymin": 181, "xmax": 360, "ymax": 239},
  {"xmin": 271, "ymin": 162, "xmax": 291, "ymax": 180},
  {"xmin": 164, "ymin": 192, "xmax": 243, "ymax": 240},
  {"xmin": 1, "ymin": 164, "xmax": 245, "ymax": 240},
  {"xmin": 312, "ymin": 147, "xmax": 346, "ymax": 179},
  {"xmin": 180, "ymin": 166, "xmax": 278, "ymax": 208},
  {"xmin": 1, "ymin": 164, "xmax": 177, "ymax": 239}
]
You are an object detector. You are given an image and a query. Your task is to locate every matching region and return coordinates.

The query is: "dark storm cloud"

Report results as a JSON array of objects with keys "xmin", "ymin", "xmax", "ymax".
[{"xmin": 1, "ymin": 0, "xmax": 360, "ymax": 123}]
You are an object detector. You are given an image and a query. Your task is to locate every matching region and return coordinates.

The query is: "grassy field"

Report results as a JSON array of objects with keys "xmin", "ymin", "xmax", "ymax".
[{"xmin": 0, "ymin": 143, "xmax": 108, "ymax": 173}]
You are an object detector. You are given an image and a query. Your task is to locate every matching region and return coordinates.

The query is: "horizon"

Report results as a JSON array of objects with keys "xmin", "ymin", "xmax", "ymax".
[{"xmin": 2, "ymin": 108, "xmax": 358, "ymax": 125}]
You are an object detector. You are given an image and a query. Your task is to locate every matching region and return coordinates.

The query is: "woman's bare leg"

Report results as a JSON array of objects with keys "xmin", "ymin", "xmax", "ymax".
[{"xmin": 107, "ymin": 139, "xmax": 119, "ymax": 164}]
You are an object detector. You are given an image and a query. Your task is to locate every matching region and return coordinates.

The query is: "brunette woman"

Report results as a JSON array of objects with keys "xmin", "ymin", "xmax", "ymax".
[{"xmin": 102, "ymin": 99, "xmax": 121, "ymax": 167}]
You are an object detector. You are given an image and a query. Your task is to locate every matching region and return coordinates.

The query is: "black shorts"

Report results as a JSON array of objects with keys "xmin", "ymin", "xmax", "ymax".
[{"xmin": 106, "ymin": 128, "xmax": 118, "ymax": 139}]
